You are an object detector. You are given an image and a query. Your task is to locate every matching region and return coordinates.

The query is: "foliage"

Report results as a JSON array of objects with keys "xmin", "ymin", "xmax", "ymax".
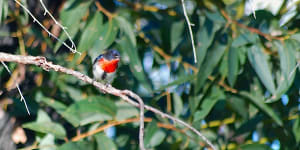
[{"xmin": 0, "ymin": 0, "xmax": 299, "ymax": 149}]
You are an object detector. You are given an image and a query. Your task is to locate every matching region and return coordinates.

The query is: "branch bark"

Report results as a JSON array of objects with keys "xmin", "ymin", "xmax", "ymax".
[{"xmin": 0, "ymin": 52, "xmax": 216, "ymax": 150}]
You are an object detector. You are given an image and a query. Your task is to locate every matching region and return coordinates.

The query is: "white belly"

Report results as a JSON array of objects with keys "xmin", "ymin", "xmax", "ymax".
[{"xmin": 93, "ymin": 65, "xmax": 116, "ymax": 83}]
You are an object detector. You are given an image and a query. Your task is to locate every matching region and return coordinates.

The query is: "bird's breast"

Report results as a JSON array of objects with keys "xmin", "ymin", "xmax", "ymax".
[{"xmin": 98, "ymin": 58, "xmax": 119, "ymax": 73}]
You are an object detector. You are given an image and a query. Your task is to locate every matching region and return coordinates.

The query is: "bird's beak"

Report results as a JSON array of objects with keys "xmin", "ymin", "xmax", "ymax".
[{"xmin": 115, "ymin": 55, "xmax": 120, "ymax": 59}]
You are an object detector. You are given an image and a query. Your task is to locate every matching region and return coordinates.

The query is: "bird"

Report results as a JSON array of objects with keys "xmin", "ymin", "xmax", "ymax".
[{"xmin": 93, "ymin": 49, "xmax": 121, "ymax": 84}]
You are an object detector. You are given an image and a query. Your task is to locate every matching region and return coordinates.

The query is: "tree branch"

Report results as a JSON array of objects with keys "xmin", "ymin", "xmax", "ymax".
[{"xmin": 0, "ymin": 52, "xmax": 216, "ymax": 150}]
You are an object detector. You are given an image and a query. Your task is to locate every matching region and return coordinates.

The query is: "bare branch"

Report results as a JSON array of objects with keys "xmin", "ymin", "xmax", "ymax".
[
  {"xmin": 121, "ymin": 90, "xmax": 145, "ymax": 150},
  {"xmin": 14, "ymin": 0, "xmax": 80, "ymax": 55},
  {"xmin": 1, "ymin": 61, "xmax": 30, "ymax": 115},
  {"xmin": 181, "ymin": 0, "xmax": 197, "ymax": 63},
  {"xmin": 0, "ymin": 52, "xmax": 216, "ymax": 150}
]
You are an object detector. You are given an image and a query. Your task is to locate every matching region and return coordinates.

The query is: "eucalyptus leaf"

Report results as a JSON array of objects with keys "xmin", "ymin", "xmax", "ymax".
[
  {"xmin": 248, "ymin": 45, "xmax": 276, "ymax": 94},
  {"xmin": 54, "ymin": 0, "xmax": 92, "ymax": 52},
  {"xmin": 170, "ymin": 21, "xmax": 184, "ymax": 52},
  {"xmin": 89, "ymin": 19, "xmax": 119, "ymax": 61},
  {"xmin": 95, "ymin": 133, "xmax": 117, "ymax": 150},
  {"xmin": 77, "ymin": 12, "xmax": 103, "ymax": 52},
  {"xmin": 240, "ymin": 91, "xmax": 283, "ymax": 126},
  {"xmin": 23, "ymin": 110, "xmax": 66, "ymax": 139},
  {"xmin": 58, "ymin": 141, "xmax": 94, "ymax": 150},
  {"xmin": 61, "ymin": 96, "xmax": 117, "ymax": 126},
  {"xmin": 195, "ymin": 40, "xmax": 227, "ymax": 92}
]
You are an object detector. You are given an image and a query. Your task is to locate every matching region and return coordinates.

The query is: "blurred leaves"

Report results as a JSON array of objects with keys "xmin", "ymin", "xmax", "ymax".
[
  {"xmin": 61, "ymin": 96, "xmax": 117, "ymax": 126},
  {"xmin": 23, "ymin": 110, "xmax": 66, "ymax": 139}
]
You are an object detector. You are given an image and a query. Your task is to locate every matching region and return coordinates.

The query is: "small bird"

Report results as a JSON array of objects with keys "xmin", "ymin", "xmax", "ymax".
[{"xmin": 93, "ymin": 49, "xmax": 121, "ymax": 84}]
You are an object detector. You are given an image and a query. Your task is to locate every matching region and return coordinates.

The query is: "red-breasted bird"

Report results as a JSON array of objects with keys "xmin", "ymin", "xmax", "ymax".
[{"xmin": 93, "ymin": 49, "xmax": 121, "ymax": 84}]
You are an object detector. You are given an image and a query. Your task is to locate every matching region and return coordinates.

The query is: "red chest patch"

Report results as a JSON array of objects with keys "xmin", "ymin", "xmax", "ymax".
[{"xmin": 98, "ymin": 58, "xmax": 119, "ymax": 73}]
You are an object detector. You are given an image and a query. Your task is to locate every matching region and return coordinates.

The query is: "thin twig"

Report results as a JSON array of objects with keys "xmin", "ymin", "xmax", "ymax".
[
  {"xmin": 1, "ymin": 61, "xmax": 30, "ymax": 115},
  {"xmin": 181, "ymin": 0, "xmax": 197, "ymax": 63},
  {"xmin": 14, "ymin": 0, "xmax": 80, "ymax": 55},
  {"xmin": 220, "ymin": 9, "xmax": 284, "ymax": 41},
  {"xmin": 39, "ymin": 0, "xmax": 77, "ymax": 51},
  {"xmin": 0, "ymin": 52, "xmax": 216, "ymax": 150},
  {"xmin": 121, "ymin": 90, "xmax": 145, "ymax": 150},
  {"xmin": 95, "ymin": 1, "xmax": 115, "ymax": 19},
  {"xmin": 72, "ymin": 117, "xmax": 205, "ymax": 146}
]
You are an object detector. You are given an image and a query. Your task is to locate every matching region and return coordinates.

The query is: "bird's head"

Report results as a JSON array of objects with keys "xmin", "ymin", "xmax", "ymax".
[{"xmin": 96, "ymin": 49, "xmax": 121, "ymax": 73}]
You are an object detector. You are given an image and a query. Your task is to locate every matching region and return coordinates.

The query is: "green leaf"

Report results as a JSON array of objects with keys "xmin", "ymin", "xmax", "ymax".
[
  {"xmin": 155, "ymin": 74, "xmax": 195, "ymax": 91},
  {"xmin": 144, "ymin": 121, "xmax": 166, "ymax": 148},
  {"xmin": 116, "ymin": 16, "xmax": 136, "ymax": 46},
  {"xmin": 193, "ymin": 86, "xmax": 225, "ymax": 122},
  {"xmin": 77, "ymin": 12, "xmax": 103, "ymax": 52},
  {"xmin": 248, "ymin": 45, "xmax": 276, "ymax": 94},
  {"xmin": 240, "ymin": 91, "xmax": 283, "ymax": 126},
  {"xmin": 228, "ymin": 46, "xmax": 239, "ymax": 86},
  {"xmin": 58, "ymin": 141, "xmax": 94, "ymax": 150},
  {"xmin": 267, "ymin": 40, "xmax": 296, "ymax": 102},
  {"xmin": 23, "ymin": 110, "xmax": 66, "ymax": 139},
  {"xmin": 195, "ymin": 40, "xmax": 227, "ymax": 92},
  {"xmin": 173, "ymin": 93, "xmax": 183, "ymax": 117},
  {"xmin": 228, "ymin": 96, "xmax": 248, "ymax": 119},
  {"xmin": 239, "ymin": 143, "xmax": 272, "ymax": 150},
  {"xmin": 232, "ymin": 31, "xmax": 258, "ymax": 47},
  {"xmin": 54, "ymin": 0, "xmax": 92, "ymax": 52},
  {"xmin": 234, "ymin": 114, "xmax": 263, "ymax": 136},
  {"xmin": 196, "ymin": 17, "xmax": 222, "ymax": 67},
  {"xmin": 95, "ymin": 133, "xmax": 117, "ymax": 150},
  {"xmin": 61, "ymin": 96, "xmax": 117, "ymax": 126},
  {"xmin": 88, "ymin": 19, "xmax": 119, "ymax": 61},
  {"xmin": 38, "ymin": 96, "xmax": 67, "ymax": 114},
  {"xmin": 39, "ymin": 134, "xmax": 56, "ymax": 150},
  {"xmin": 170, "ymin": 21, "xmax": 184, "ymax": 52},
  {"xmin": 115, "ymin": 101, "xmax": 139, "ymax": 120},
  {"xmin": 118, "ymin": 35, "xmax": 152, "ymax": 92},
  {"xmin": 0, "ymin": 0, "xmax": 8, "ymax": 24},
  {"xmin": 293, "ymin": 118, "xmax": 300, "ymax": 143}
]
